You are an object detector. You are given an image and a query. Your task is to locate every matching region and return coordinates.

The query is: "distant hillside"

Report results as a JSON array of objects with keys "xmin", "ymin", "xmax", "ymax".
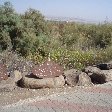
[{"xmin": 45, "ymin": 16, "xmax": 99, "ymax": 24}]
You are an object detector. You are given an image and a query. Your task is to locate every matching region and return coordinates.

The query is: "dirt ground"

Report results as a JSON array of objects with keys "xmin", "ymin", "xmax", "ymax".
[
  {"xmin": 0, "ymin": 85, "xmax": 76, "ymax": 106},
  {"xmin": 0, "ymin": 82, "xmax": 112, "ymax": 107}
]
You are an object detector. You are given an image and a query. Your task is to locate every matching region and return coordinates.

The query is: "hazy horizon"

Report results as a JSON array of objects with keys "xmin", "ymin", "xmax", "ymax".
[{"xmin": 1, "ymin": 0, "xmax": 112, "ymax": 23}]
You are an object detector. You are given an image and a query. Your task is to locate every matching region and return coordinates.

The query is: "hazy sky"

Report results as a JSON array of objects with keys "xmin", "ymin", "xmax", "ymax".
[{"xmin": 1, "ymin": 0, "xmax": 112, "ymax": 22}]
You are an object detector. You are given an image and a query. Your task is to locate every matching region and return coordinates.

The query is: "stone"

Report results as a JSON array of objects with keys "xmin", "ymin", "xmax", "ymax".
[
  {"xmin": 32, "ymin": 59, "xmax": 63, "ymax": 78},
  {"xmin": 77, "ymin": 72, "xmax": 93, "ymax": 86},
  {"xmin": 84, "ymin": 66, "xmax": 112, "ymax": 83},
  {"xmin": 13, "ymin": 70, "xmax": 22, "ymax": 83},
  {"xmin": 63, "ymin": 69, "xmax": 81, "ymax": 86},
  {"xmin": 84, "ymin": 66, "xmax": 107, "ymax": 84},
  {"xmin": 19, "ymin": 75, "xmax": 65, "ymax": 89},
  {"xmin": 0, "ymin": 63, "xmax": 8, "ymax": 81},
  {"xmin": 101, "ymin": 70, "xmax": 112, "ymax": 82},
  {"xmin": 84, "ymin": 66, "xmax": 101, "ymax": 75},
  {"xmin": 97, "ymin": 63, "xmax": 112, "ymax": 70},
  {"xmin": 0, "ymin": 77, "xmax": 15, "ymax": 92}
]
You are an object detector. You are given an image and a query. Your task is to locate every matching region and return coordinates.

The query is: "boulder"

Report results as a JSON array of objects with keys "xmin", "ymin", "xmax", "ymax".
[
  {"xmin": 0, "ymin": 77, "xmax": 15, "ymax": 92},
  {"xmin": 101, "ymin": 70, "xmax": 112, "ymax": 82},
  {"xmin": 32, "ymin": 59, "xmax": 63, "ymax": 78},
  {"xmin": 13, "ymin": 70, "xmax": 22, "ymax": 83},
  {"xmin": 77, "ymin": 72, "xmax": 93, "ymax": 86},
  {"xmin": 84, "ymin": 66, "xmax": 107, "ymax": 84},
  {"xmin": 19, "ymin": 75, "xmax": 65, "ymax": 89},
  {"xmin": 84, "ymin": 66, "xmax": 112, "ymax": 84},
  {"xmin": 63, "ymin": 69, "xmax": 81, "ymax": 86},
  {"xmin": 84, "ymin": 66, "xmax": 101, "ymax": 75}
]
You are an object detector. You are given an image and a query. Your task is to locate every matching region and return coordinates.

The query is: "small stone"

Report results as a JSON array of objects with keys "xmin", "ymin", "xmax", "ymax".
[{"xmin": 77, "ymin": 72, "xmax": 93, "ymax": 87}]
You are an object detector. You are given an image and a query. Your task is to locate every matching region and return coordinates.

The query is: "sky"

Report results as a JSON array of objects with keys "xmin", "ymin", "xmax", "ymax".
[{"xmin": 0, "ymin": 0, "xmax": 112, "ymax": 22}]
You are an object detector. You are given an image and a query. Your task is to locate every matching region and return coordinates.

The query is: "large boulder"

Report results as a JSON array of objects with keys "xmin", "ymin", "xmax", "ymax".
[
  {"xmin": 77, "ymin": 72, "xmax": 93, "ymax": 86},
  {"xmin": 32, "ymin": 59, "xmax": 63, "ymax": 78},
  {"xmin": 19, "ymin": 75, "xmax": 65, "ymax": 89},
  {"xmin": 0, "ymin": 77, "xmax": 15, "ymax": 92},
  {"xmin": 63, "ymin": 69, "xmax": 81, "ymax": 86}
]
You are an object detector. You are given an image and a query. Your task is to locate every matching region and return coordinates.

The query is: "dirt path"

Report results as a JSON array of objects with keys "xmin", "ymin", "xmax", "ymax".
[{"xmin": 0, "ymin": 82, "xmax": 112, "ymax": 112}]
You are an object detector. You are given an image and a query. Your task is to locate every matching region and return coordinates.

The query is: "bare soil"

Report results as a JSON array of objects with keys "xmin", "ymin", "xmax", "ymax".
[
  {"xmin": 1, "ymin": 82, "xmax": 112, "ymax": 107},
  {"xmin": 0, "ymin": 85, "xmax": 75, "ymax": 106}
]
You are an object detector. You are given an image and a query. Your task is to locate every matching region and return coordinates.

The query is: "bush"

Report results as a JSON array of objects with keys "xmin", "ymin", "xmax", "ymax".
[
  {"xmin": 1, "ymin": 1, "xmax": 112, "ymax": 70},
  {"xmin": 27, "ymin": 47, "xmax": 112, "ymax": 70}
]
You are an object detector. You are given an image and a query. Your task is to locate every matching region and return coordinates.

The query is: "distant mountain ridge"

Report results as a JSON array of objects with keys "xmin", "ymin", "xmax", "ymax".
[{"xmin": 45, "ymin": 16, "xmax": 99, "ymax": 24}]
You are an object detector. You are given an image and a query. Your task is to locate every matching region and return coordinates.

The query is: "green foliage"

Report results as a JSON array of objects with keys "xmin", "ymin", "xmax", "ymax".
[
  {"xmin": 0, "ymin": 2, "xmax": 47, "ymax": 56},
  {"xmin": 27, "ymin": 47, "xmax": 112, "ymax": 70},
  {"xmin": 1, "ymin": 1, "xmax": 112, "ymax": 69}
]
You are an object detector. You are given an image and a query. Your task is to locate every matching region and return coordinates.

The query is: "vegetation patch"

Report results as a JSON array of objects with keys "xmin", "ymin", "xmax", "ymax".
[{"xmin": 1, "ymin": 2, "xmax": 112, "ymax": 70}]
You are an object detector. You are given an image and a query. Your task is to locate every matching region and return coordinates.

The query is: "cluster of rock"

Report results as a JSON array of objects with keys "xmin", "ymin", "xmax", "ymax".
[
  {"xmin": 1, "ymin": 59, "xmax": 112, "ymax": 91},
  {"xmin": 84, "ymin": 63, "xmax": 112, "ymax": 84},
  {"xmin": 64, "ymin": 62, "xmax": 112, "ymax": 87},
  {"xmin": 64, "ymin": 69, "xmax": 93, "ymax": 87},
  {"xmin": 19, "ymin": 59, "xmax": 65, "ymax": 89}
]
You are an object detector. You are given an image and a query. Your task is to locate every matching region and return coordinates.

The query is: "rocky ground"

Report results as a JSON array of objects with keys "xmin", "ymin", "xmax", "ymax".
[
  {"xmin": 0, "ymin": 86, "xmax": 70, "ymax": 106},
  {"xmin": 1, "ymin": 55, "xmax": 112, "ymax": 112},
  {"xmin": 0, "ymin": 82, "xmax": 112, "ymax": 112}
]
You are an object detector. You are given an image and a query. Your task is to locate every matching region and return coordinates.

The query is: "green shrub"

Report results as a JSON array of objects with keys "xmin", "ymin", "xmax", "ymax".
[{"xmin": 1, "ymin": 1, "xmax": 112, "ymax": 70}]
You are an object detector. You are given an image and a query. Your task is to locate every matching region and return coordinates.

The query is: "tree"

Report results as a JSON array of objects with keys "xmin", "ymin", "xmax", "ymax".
[{"xmin": 0, "ymin": 1, "xmax": 14, "ymax": 51}]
